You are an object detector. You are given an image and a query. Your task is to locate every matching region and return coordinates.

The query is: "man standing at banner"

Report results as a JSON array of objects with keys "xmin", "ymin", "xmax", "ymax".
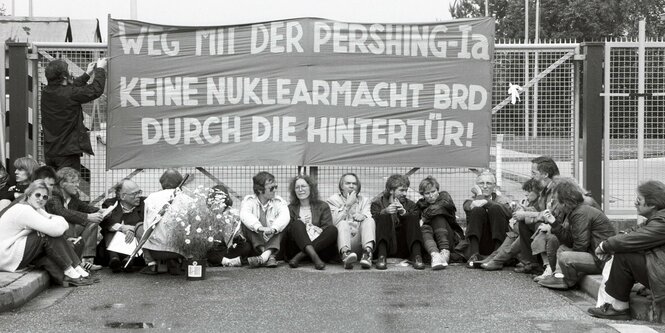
[
  {"xmin": 239, "ymin": 171, "xmax": 290, "ymax": 268},
  {"xmin": 41, "ymin": 57, "xmax": 107, "ymax": 171}
]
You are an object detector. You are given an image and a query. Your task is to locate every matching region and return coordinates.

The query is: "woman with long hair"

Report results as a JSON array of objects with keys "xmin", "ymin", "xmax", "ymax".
[{"xmin": 283, "ymin": 175, "xmax": 338, "ymax": 270}]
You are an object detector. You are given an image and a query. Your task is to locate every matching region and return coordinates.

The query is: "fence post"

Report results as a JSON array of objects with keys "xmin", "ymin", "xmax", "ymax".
[
  {"xmin": 581, "ymin": 42, "xmax": 604, "ymax": 206},
  {"xmin": 6, "ymin": 42, "xmax": 35, "ymax": 173}
]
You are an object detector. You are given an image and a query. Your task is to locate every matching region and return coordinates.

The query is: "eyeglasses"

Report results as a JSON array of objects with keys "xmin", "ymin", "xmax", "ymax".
[
  {"xmin": 295, "ymin": 185, "xmax": 309, "ymax": 190},
  {"xmin": 123, "ymin": 190, "xmax": 143, "ymax": 197},
  {"xmin": 65, "ymin": 180, "xmax": 81, "ymax": 187},
  {"xmin": 476, "ymin": 182, "xmax": 495, "ymax": 187},
  {"xmin": 267, "ymin": 185, "xmax": 278, "ymax": 192},
  {"xmin": 33, "ymin": 193, "xmax": 49, "ymax": 200}
]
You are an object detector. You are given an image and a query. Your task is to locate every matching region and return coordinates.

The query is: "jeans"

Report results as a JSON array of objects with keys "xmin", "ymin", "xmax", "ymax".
[
  {"xmin": 557, "ymin": 245, "xmax": 603, "ymax": 287},
  {"xmin": 65, "ymin": 222, "xmax": 99, "ymax": 258},
  {"xmin": 242, "ymin": 225, "xmax": 284, "ymax": 255},
  {"xmin": 19, "ymin": 232, "xmax": 80, "ymax": 284},
  {"xmin": 337, "ymin": 217, "xmax": 375, "ymax": 255},
  {"xmin": 421, "ymin": 215, "xmax": 454, "ymax": 254}
]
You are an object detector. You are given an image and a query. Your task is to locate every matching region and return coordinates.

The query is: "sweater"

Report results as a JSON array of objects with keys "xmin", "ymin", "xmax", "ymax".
[{"xmin": 0, "ymin": 204, "xmax": 68, "ymax": 272}]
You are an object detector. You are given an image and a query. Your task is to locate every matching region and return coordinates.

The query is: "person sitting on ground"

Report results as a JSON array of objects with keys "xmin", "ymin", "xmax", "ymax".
[
  {"xmin": 284, "ymin": 175, "xmax": 338, "ymax": 270},
  {"xmin": 479, "ymin": 178, "xmax": 543, "ymax": 271},
  {"xmin": 327, "ymin": 173, "xmax": 375, "ymax": 270},
  {"xmin": 463, "ymin": 171, "xmax": 512, "ymax": 265},
  {"xmin": 239, "ymin": 171, "xmax": 289, "ymax": 268},
  {"xmin": 45, "ymin": 167, "xmax": 103, "ymax": 271},
  {"xmin": 205, "ymin": 185, "xmax": 251, "ymax": 268},
  {"xmin": 141, "ymin": 169, "xmax": 188, "ymax": 275},
  {"xmin": 0, "ymin": 180, "xmax": 94, "ymax": 287},
  {"xmin": 588, "ymin": 180, "xmax": 665, "ymax": 321},
  {"xmin": 1, "ymin": 165, "xmax": 58, "ymax": 216},
  {"xmin": 537, "ymin": 180, "xmax": 616, "ymax": 290},
  {"xmin": 0, "ymin": 164, "xmax": 13, "ymax": 212},
  {"xmin": 531, "ymin": 177, "xmax": 600, "ymax": 282},
  {"xmin": 416, "ymin": 176, "xmax": 464, "ymax": 270},
  {"xmin": 6, "ymin": 157, "xmax": 39, "ymax": 201},
  {"xmin": 100, "ymin": 179, "xmax": 145, "ymax": 273},
  {"xmin": 517, "ymin": 156, "xmax": 559, "ymax": 274},
  {"xmin": 371, "ymin": 174, "xmax": 424, "ymax": 270}
]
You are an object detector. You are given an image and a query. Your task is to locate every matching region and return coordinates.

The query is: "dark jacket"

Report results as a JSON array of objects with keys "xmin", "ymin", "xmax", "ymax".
[
  {"xmin": 288, "ymin": 201, "xmax": 334, "ymax": 229},
  {"xmin": 551, "ymin": 204, "xmax": 616, "ymax": 261},
  {"xmin": 45, "ymin": 187, "xmax": 99, "ymax": 226},
  {"xmin": 100, "ymin": 197, "xmax": 145, "ymax": 234},
  {"xmin": 462, "ymin": 192, "xmax": 512, "ymax": 218},
  {"xmin": 416, "ymin": 191, "xmax": 464, "ymax": 239},
  {"xmin": 604, "ymin": 209, "xmax": 665, "ymax": 303},
  {"xmin": 40, "ymin": 68, "xmax": 106, "ymax": 157},
  {"xmin": 370, "ymin": 193, "xmax": 420, "ymax": 220}
]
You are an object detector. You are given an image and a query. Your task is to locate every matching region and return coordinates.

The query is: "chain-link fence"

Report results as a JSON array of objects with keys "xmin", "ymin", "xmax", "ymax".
[
  {"xmin": 604, "ymin": 41, "xmax": 665, "ymax": 214},
  {"xmin": 32, "ymin": 42, "xmax": 581, "ymax": 220}
]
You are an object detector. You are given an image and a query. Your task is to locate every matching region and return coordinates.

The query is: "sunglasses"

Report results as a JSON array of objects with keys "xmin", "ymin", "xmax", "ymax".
[
  {"xmin": 267, "ymin": 185, "xmax": 278, "ymax": 192},
  {"xmin": 34, "ymin": 193, "xmax": 49, "ymax": 200}
]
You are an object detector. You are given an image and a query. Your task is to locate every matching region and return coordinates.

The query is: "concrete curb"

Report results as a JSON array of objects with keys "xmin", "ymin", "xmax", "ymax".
[
  {"xmin": 579, "ymin": 274, "xmax": 661, "ymax": 323},
  {"xmin": 0, "ymin": 270, "xmax": 50, "ymax": 313}
]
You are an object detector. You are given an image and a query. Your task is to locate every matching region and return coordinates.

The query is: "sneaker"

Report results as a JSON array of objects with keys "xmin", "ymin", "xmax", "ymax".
[
  {"xmin": 533, "ymin": 265, "xmax": 553, "ymax": 282},
  {"xmin": 222, "ymin": 257, "xmax": 242, "ymax": 267},
  {"xmin": 439, "ymin": 249, "xmax": 450, "ymax": 267},
  {"xmin": 538, "ymin": 275, "xmax": 569, "ymax": 290},
  {"xmin": 247, "ymin": 256, "xmax": 264, "ymax": 268},
  {"xmin": 265, "ymin": 255, "xmax": 278, "ymax": 268},
  {"xmin": 431, "ymin": 252, "xmax": 445, "ymax": 271},
  {"xmin": 360, "ymin": 250, "xmax": 372, "ymax": 269},
  {"xmin": 81, "ymin": 258, "xmax": 102, "ymax": 271},
  {"xmin": 342, "ymin": 251, "xmax": 357, "ymax": 270},
  {"xmin": 587, "ymin": 303, "xmax": 631, "ymax": 321}
]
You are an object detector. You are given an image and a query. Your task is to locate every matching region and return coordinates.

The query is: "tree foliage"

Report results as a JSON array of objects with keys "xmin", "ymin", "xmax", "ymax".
[{"xmin": 450, "ymin": 0, "xmax": 665, "ymax": 41}]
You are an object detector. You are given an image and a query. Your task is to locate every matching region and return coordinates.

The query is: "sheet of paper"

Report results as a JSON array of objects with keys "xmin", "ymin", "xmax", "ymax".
[{"xmin": 107, "ymin": 231, "xmax": 141, "ymax": 256}]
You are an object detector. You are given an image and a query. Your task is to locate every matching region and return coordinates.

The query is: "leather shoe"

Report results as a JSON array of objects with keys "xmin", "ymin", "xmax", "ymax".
[
  {"xmin": 376, "ymin": 255, "xmax": 387, "ymax": 270},
  {"xmin": 62, "ymin": 276, "xmax": 93, "ymax": 287},
  {"xmin": 413, "ymin": 255, "xmax": 425, "ymax": 270},
  {"xmin": 109, "ymin": 257, "xmax": 122, "ymax": 273},
  {"xmin": 538, "ymin": 276, "xmax": 569, "ymax": 290},
  {"xmin": 587, "ymin": 303, "xmax": 631, "ymax": 321}
]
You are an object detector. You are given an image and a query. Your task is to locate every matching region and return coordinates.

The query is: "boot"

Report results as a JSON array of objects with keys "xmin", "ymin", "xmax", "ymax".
[
  {"xmin": 288, "ymin": 252, "xmax": 307, "ymax": 268},
  {"xmin": 304, "ymin": 245, "xmax": 325, "ymax": 270}
]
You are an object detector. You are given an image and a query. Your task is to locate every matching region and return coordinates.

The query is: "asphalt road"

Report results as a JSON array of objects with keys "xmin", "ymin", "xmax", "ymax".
[{"xmin": 1, "ymin": 262, "xmax": 663, "ymax": 332}]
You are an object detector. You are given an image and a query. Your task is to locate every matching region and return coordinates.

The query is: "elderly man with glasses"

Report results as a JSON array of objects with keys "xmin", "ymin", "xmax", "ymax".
[
  {"xmin": 100, "ymin": 179, "xmax": 145, "ymax": 273},
  {"xmin": 463, "ymin": 171, "xmax": 512, "ymax": 265},
  {"xmin": 45, "ymin": 167, "xmax": 104, "ymax": 271},
  {"xmin": 239, "ymin": 171, "xmax": 290, "ymax": 268}
]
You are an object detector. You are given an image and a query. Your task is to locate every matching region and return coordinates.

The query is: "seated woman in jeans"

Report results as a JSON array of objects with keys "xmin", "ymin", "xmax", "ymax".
[
  {"xmin": 284, "ymin": 175, "xmax": 338, "ymax": 270},
  {"xmin": 0, "ymin": 180, "xmax": 94, "ymax": 287}
]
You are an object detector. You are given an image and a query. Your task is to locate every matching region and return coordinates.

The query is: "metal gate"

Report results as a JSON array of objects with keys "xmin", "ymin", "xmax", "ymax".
[{"xmin": 603, "ymin": 38, "xmax": 665, "ymax": 215}]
